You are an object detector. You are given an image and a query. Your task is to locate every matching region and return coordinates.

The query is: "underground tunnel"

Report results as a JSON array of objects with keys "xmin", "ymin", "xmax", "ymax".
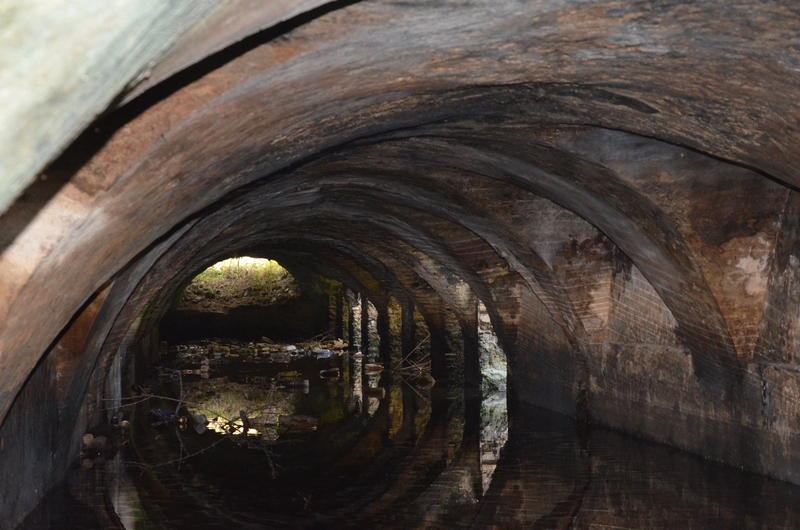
[{"xmin": 2, "ymin": 0, "xmax": 800, "ymax": 528}]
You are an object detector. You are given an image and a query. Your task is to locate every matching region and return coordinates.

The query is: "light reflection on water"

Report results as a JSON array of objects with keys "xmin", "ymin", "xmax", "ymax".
[
  {"xmin": 480, "ymin": 391, "xmax": 508, "ymax": 495},
  {"xmin": 20, "ymin": 340, "xmax": 800, "ymax": 529}
]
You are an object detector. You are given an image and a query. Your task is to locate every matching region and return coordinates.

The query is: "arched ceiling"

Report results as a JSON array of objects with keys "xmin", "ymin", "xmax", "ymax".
[{"xmin": 1, "ymin": 0, "xmax": 799, "ymax": 432}]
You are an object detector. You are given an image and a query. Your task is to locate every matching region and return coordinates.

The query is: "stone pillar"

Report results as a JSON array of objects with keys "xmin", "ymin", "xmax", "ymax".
[
  {"xmin": 361, "ymin": 292, "xmax": 370, "ymax": 355},
  {"xmin": 429, "ymin": 300, "xmax": 449, "ymax": 382},
  {"xmin": 347, "ymin": 290, "xmax": 356, "ymax": 350}
]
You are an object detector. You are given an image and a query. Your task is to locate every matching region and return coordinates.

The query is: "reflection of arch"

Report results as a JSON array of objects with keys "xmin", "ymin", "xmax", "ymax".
[{"xmin": 81, "ymin": 209, "xmax": 504, "ymax": 524}]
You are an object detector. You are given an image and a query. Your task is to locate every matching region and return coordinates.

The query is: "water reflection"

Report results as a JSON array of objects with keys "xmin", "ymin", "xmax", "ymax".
[
  {"xmin": 20, "ymin": 339, "xmax": 800, "ymax": 529},
  {"xmin": 480, "ymin": 391, "xmax": 508, "ymax": 495}
]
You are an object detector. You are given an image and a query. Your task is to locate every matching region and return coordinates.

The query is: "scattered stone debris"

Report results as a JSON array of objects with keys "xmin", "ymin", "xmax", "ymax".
[
  {"xmin": 278, "ymin": 379, "xmax": 310, "ymax": 393},
  {"xmin": 193, "ymin": 414, "xmax": 208, "ymax": 434},
  {"xmin": 277, "ymin": 371, "xmax": 303, "ymax": 382},
  {"xmin": 364, "ymin": 363, "xmax": 384, "ymax": 375},
  {"xmin": 278, "ymin": 415, "xmax": 318, "ymax": 435},
  {"xmin": 80, "ymin": 418, "xmax": 132, "ymax": 469},
  {"xmin": 313, "ymin": 348, "xmax": 334, "ymax": 359},
  {"xmin": 134, "ymin": 333, "xmax": 391, "ymax": 465},
  {"xmin": 319, "ymin": 367, "xmax": 340, "ymax": 380},
  {"xmin": 162, "ymin": 336, "xmax": 349, "ymax": 377},
  {"xmin": 364, "ymin": 387, "xmax": 386, "ymax": 399}
]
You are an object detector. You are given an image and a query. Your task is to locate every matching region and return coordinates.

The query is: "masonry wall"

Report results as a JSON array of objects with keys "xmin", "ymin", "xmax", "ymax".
[{"xmin": 509, "ymin": 231, "xmax": 800, "ymax": 486}]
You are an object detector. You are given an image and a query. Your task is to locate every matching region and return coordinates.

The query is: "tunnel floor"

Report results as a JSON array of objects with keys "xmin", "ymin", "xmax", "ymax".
[{"xmin": 20, "ymin": 332, "xmax": 800, "ymax": 529}]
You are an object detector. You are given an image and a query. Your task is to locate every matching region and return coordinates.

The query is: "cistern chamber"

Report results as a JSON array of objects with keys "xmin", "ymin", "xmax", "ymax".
[
  {"xmin": 24, "ymin": 256, "xmax": 800, "ymax": 529},
  {"xmin": 4, "ymin": 1, "xmax": 800, "ymax": 528}
]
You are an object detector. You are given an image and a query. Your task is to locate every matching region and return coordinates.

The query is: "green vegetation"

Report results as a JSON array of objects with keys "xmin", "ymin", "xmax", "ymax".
[
  {"xmin": 179, "ymin": 257, "xmax": 297, "ymax": 310},
  {"xmin": 184, "ymin": 376, "xmax": 293, "ymax": 431}
]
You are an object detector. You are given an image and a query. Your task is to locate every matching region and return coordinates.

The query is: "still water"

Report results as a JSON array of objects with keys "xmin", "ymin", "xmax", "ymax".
[{"xmin": 21, "ymin": 338, "xmax": 800, "ymax": 529}]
